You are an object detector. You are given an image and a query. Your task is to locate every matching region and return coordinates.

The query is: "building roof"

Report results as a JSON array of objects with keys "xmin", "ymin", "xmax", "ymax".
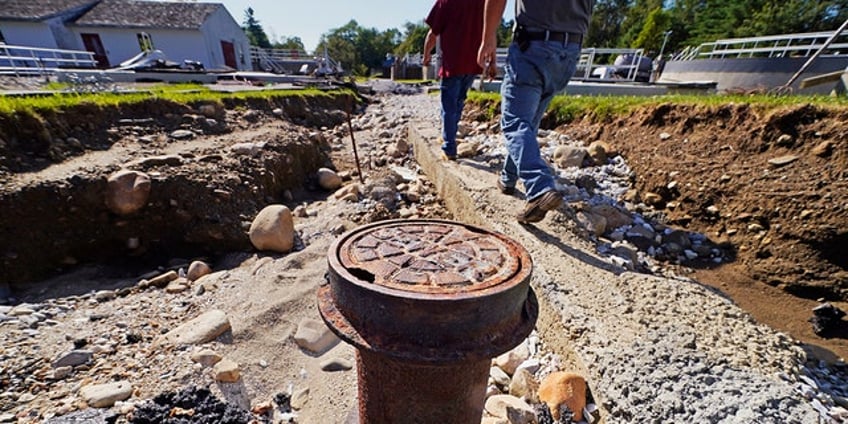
[
  {"xmin": 74, "ymin": 0, "xmax": 223, "ymax": 30},
  {"xmin": 0, "ymin": 0, "xmax": 98, "ymax": 21}
]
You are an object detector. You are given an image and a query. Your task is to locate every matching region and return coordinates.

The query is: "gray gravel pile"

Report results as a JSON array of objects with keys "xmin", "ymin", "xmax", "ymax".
[{"xmin": 372, "ymin": 84, "xmax": 848, "ymax": 423}]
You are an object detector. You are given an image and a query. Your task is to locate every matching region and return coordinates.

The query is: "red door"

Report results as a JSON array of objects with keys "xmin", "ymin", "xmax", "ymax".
[
  {"xmin": 220, "ymin": 41, "xmax": 237, "ymax": 69},
  {"xmin": 81, "ymin": 33, "xmax": 109, "ymax": 68}
]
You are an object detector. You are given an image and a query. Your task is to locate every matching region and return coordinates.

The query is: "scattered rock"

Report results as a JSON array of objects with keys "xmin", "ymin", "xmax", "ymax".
[
  {"xmin": 160, "ymin": 309, "xmax": 231, "ymax": 345},
  {"xmin": 213, "ymin": 358, "xmax": 241, "ymax": 383},
  {"xmin": 768, "ymin": 155, "xmax": 799, "ymax": 167},
  {"xmin": 80, "ymin": 381, "xmax": 133, "ymax": 408},
  {"xmin": 190, "ymin": 348, "xmax": 223, "ymax": 367},
  {"xmin": 186, "ymin": 260, "xmax": 212, "ymax": 281},
  {"xmin": 320, "ymin": 357, "xmax": 353, "ymax": 372},
  {"xmin": 293, "ymin": 318, "xmax": 340, "ymax": 354},
  {"xmin": 52, "ymin": 350, "xmax": 93, "ymax": 368},
  {"xmin": 552, "ymin": 146, "xmax": 587, "ymax": 168},
  {"xmin": 539, "ymin": 372, "xmax": 587, "ymax": 422},
  {"xmin": 317, "ymin": 168, "xmax": 343, "ymax": 190},
  {"xmin": 484, "ymin": 395, "xmax": 536, "ymax": 424},
  {"xmin": 104, "ymin": 170, "xmax": 151, "ymax": 215},
  {"xmin": 249, "ymin": 205, "xmax": 295, "ymax": 253}
]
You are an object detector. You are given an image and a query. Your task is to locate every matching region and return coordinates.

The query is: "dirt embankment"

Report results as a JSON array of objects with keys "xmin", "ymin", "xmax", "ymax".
[
  {"xmin": 0, "ymin": 92, "xmax": 356, "ymax": 286},
  {"xmin": 469, "ymin": 101, "xmax": 848, "ymax": 302},
  {"xmin": 2, "ymin": 93, "xmax": 846, "ymax": 306}
]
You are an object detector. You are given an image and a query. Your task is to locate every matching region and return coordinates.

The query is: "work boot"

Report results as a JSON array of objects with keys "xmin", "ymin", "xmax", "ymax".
[
  {"xmin": 517, "ymin": 190, "xmax": 562, "ymax": 224},
  {"xmin": 497, "ymin": 179, "xmax": 515, "ymax": 195}
]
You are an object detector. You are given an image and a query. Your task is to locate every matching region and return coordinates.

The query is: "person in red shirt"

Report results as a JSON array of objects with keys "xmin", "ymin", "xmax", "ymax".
[{"xmin": 423, "ymin": 0, "xmax": 485, "ymax": 160}]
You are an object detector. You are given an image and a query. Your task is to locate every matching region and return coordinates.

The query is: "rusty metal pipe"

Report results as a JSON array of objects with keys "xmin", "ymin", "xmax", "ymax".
[{"xmin": 319, "ymin": 219, "xmax": 537, "ymax": 424}]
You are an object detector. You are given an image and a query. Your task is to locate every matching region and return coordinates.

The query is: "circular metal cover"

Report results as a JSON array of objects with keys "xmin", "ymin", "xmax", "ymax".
[{"xmin": 337, "ymin": 220, "xmax": 521, "ymax": 294}]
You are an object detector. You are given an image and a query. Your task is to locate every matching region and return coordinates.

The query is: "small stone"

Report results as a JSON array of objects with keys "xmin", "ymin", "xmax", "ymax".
[
  {"xmin": 294, "ymin": 318, "xmax": 340, "ymax": 354},
  {"xmin": 160, "ymin": 309, "xmax": 231, "ymax": 345},
  {"xmin": 169, "ymin": 129, "xmax": 194, "ymax": 140},
  {"xmin": 320, "ymin": 357, "xmax": 353, "ymax": 372},
  {"xmin": 291, "ymin": 387, "xmax": 310, "ymax": 410},
  {"xmin": 538, "ymin": 372, "xmax": 587, "ymax": 422},
  {"xmin": 164, "ymin": 279, "xmax": 190, "ymax": 293},
  {"xmin": 552, "ymin": 146, "xmax": 587, "ymax": 169},
  {"xmin": 490, "ymin": 366, "xmax": 511, "ymax": 388},
  {"xmin": 213, "ymin": 359, "xmax": 241, "ymax": 383},
  {"xmin": 767, "ymin": 155, "xmax": 798, "ymax": 167},
  {"xmin": 186, "ymin": 261, "xmax": 212, "ymax": 281},
  {"xmin": 509, "ymin": 368, "xmax": 539, "ymax": 402},
  {"xmin": 94, "ymin": 290, "xmax": 116, "ymax": 302},
  {"xmin": 484, "ymin": 395, "xmax": 535, "ymax": 424},
  {"xmin": 317, "ymin": 168, "xmax": 343, "ymax": 190},
  {"xmin": 53, "ymin": 350, "xmax": 93, "ymax": 368},
  {"xmin": 80, "ymin": 381, "xmax": 133, "ymax": 408},
  {"xmin": 190, "ymin": 348, "xmax": 222, "ymax": 367}
]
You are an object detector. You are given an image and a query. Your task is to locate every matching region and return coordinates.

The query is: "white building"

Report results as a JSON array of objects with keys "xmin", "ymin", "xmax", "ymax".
[{"xmin": 0, "ymin": 0, "xmax": 251, "ymax": 71}]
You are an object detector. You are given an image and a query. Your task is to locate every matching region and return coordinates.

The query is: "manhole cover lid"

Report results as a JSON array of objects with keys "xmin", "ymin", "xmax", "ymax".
[{"xmin": 337, "ymin": 220, "xmax": 524, "ymax": 294}]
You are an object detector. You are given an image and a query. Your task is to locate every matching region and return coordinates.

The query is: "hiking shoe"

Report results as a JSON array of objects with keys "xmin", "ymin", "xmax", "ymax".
[
  {"xmin": 441, "ymin": 151, "xmax": 457, "ymax": 161},
  {"xmin": 497, "ymin": 179, "xmax": 515, "ymax": 195},
  {"xmin": 517, "ymin": 190, "xmax": 562, "ymax": 224}
]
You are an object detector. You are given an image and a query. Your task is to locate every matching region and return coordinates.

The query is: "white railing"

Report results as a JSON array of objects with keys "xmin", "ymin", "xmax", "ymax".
[
  {"xmin": 494, "ymin": 47, "xmax": 649, "ymax": 83},
  {"xmin": 673, "ymin": 30, "xmax": 848, "ymax": 60},
  {"xmin": 0, "ymin": 44, "xmax": 97, "ymax": 76}
]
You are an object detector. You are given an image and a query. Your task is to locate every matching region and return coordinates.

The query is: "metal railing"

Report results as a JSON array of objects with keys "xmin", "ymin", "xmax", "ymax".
[
  {"xmin": 494, "ymin": 47, "xmax": 649, "ymax": 83},
  {"xmin": 672, "ymin": 30, "xmax": 848, "ymax": 60},
  {"xmin": 0, "ymin": 44, "xmax": 97, "ymax": 76}
]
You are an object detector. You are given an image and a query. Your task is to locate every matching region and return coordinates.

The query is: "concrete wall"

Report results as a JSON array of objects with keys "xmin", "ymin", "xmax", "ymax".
[
  {"xmin": 70, "ymin": 27, "xmax": 208, "ymax": 68},
  {"xmin": 199, "ymin": 7, "xmax": 251, "ymax": 70}
]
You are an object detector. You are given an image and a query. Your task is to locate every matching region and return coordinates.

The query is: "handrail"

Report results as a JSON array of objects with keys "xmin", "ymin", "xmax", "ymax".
[
  {"xmin": 674, "ymin": 29, "xmax": 848, "ymax": 61},
  {"xmin": 494, "ymin": 47, "xmax": 647, "ymax": 82},
  {"xmin": 0, "ymin": 44, "xmax": 97, "ymax": 76}
]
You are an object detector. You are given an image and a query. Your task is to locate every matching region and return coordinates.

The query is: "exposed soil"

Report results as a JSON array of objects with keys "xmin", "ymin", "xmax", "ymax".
[{"xmin": 533, "ymin": 101, "xmax": 848, "ymax": 360}]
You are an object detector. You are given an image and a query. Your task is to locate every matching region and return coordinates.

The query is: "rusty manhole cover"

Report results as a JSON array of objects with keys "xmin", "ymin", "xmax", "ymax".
[
  {"xmin": 320, "ymin": 219, "xmax": 537, "ymax": 362},
  {"xmin": 337, "ymin": 220, "xmax": 521, "ymax": 294}
]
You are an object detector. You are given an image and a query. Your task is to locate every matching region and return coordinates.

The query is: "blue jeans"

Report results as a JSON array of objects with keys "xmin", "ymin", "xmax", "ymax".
[
  {"xmin": 500, "ymin": 40, "xmax": 581, "ymax": 200},
  {"xmin": 440, "ymin": 74, "xmax": 476, "ymax": 157}
]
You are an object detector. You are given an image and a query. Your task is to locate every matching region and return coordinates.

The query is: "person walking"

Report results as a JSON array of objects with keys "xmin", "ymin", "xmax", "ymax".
[
  {"xmin": 477, "ymin": 0, "xmax": 594, "ymax": 223},
  {"xmin": 423, "ymin": 0, "xmax": 486, "ymax": 161}
]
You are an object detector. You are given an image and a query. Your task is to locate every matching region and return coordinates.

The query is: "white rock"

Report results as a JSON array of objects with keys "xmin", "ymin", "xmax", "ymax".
[
  {"xmin": 484, "ymin": 395, "xmax": 535, "ymax": 424},
  {"xmin": 80, "ymin": 381, "xmax": 132, "ymax": 408},
  {"xmin": 494, "ymin": 343, "xmax": 530, "ymax": 376},
  {"xmin": 293, "ymin": 318, "xmax": 340, "ymax": 354},
  {"xmin": 160, "ymin": 309, "xmax": 231, "ymax": 345},
  {"xmin": 317, "ymin": 168, "xmax": 342, "ymax": 190},
  {"xmin": 249, "ymin": 205, "xmax": 295, "ymax": 253}
]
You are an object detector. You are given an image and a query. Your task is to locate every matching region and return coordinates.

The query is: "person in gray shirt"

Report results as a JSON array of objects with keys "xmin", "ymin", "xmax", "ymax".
[{"xmin": 477, "ymin": 0, "xmax": 594, "ymax": 224}]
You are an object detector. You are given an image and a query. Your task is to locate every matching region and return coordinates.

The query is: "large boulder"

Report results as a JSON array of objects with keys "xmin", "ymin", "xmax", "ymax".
[
  {"xmin": 249, "ymin": 205, "xmax": 295, "ymax": 253},
  {"xmin": 104, "ymin": 170, "xmax": 151, "ymax": 215}
]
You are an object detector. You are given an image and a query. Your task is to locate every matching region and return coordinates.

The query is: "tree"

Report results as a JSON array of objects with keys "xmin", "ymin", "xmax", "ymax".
[
  {"xmin": 587, "ymin": 0, "xmax": 630, "ymax": 48},
  {"xmin": 618, "ymin": 0, "xmax": 665, "ymax": 47},
  {"xmin": 316, "ymin": 20, "xmax": 401, "ymax": 76},
  {"xmin": 242, "ymin": 7, "xmax": 271, "ymax": 48},
  {"xmin": 395, "ymin": 21, "xmax": 429, "ymax": 56},
  {"xmin": 497, "ymin": 19, "xmax": 514, "ymax": 47},
  {"xmin": 632, "ymin": 8, "xmax": 672, "ymax": 54},
  {"xmin": 273, "ymin": 36, "xmax": 305, "ymax": 52}
]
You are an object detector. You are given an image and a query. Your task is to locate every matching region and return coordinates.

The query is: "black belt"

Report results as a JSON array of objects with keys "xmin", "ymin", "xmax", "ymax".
[{"xmin": 522, "ymin": 30, "xmax": 582, "ymax": 45}]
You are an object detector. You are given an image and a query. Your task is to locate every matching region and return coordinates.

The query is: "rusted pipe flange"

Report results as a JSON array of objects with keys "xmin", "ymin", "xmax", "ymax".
[{"xmin": 319, "ymin": 219, "xmax": 537, "ymax": 364}]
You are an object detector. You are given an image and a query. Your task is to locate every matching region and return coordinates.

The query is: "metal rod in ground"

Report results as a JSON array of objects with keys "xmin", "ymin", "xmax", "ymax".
[{"xmin": 346, "ymin": 98, "xmax": 364, "ymax": 184}]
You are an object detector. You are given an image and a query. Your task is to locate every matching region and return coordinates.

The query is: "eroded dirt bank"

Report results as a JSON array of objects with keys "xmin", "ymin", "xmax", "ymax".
[{"xmin": 0, "ymin": 93, "xmax": 355, "ymax": 285}]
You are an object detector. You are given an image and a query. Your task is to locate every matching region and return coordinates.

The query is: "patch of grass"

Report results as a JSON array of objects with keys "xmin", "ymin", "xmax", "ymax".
[
  {"xmin": 0, "ymin": 87, "xmax": 352, "ymax": 115},
  {"xmin": 468, "ymin": 91, "xmax": 848, "ymax": 124}
]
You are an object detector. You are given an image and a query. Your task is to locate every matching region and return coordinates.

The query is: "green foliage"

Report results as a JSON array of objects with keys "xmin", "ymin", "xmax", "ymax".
[
  {"xmin": 242, "ymin": 7, "xmax": 271, "ymax": 48},
  {"xmin": 273, "ymin": 36, "xmax": 305, "ymax": 52},
  {"xmin": 632, "ymin": 8, "xmax": 672, "ymax": 54},
  {"xmin": 395, "ymin": 21, "xmax": 429, "ymax": 56},
  {"xmin": 316, "ymin": 20, "xmax": 401, "ymax": 76},
  {"xmin": 497, "ymin": 19, "xmax": 514, "ymax": 47}
]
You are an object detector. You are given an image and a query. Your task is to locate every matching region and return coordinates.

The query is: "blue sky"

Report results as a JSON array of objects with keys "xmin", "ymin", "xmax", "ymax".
[
  {"xmin": 217, "ymin": 0, "xmax": 515, "ymax": 52},
  {"xmin": 218, "ymin": 1, "xmax": 433, "ymax": 52}
]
